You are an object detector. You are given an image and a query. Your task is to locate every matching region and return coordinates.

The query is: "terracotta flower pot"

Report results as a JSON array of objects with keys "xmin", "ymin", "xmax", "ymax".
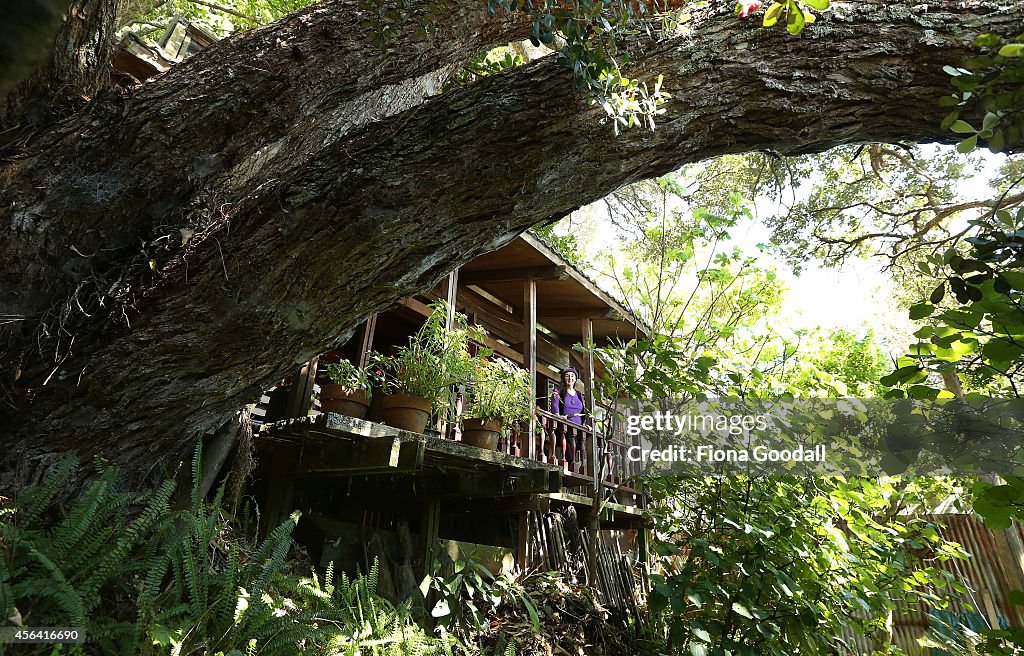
[
  {"xmin": 320, "ymin": 385, "xmax": 371, "ymax": 419},
  {"xmin": 461, "ymin": 417, "xmax": 503, "ymax": 450},
  {"xmin": 380, "ymin": 393, "xmax": 433, "ymax": 433}
]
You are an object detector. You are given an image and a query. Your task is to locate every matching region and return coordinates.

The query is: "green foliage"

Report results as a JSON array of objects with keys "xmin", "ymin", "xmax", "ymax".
[
  {"xmin": 755, "ymin": 144, "xmax": 984, "ymax": 273},
  {"xmin": 420, "ymin": 554, "xmax": 539, "ymax": 642},
  {"xmin": 440, "ymin": 46, "xmax": 526, "ymax": 94},
  {"xmin": 972, "ymin": 476, "xmax": 1024, "ymax": 530},
  {"xmin": 1, "ymin": 459, "xmax": 176, "ymax": 651},
  {"xmin": 941, "ymin": 33, "xmax": 1024, "ymax": 153},
  {"xmin": 1, "ymin": 449, "xmax": 459, "ymax": 655},
  {"xmin": 886, "ymin": 207, "xmax": 1024, "ymax": 399},
  {"xmin": 647, "ymin": 476, "xmax": 968, "ymax": 656},
  {"xmin": 919, "ymin": 613, "xmax": 1024, "ymax": 656},
  {"xmin": 756, "ymin": 0, "xmax": 829, "ymax": 34},
  {"xmin": 464, "ymin": 356, "xmax": 534, "ymax": 426},
  {"xmin": 125, "ymin": 0, "xmax": 315, "ymax": 39},
  {"xmin": 786, "ymin": 328, "xmax": 890, "ymax": 397},
  {"xmin": 529, "ymin": 225, "xmax": 583, "ymax": 265},
  {"xmin": 370, "ymin": 300, "xmax": 487, "ymax": 405},
  {"xmin": 322, "ymin": 359, "xmax": 373, "ymax": 393}
]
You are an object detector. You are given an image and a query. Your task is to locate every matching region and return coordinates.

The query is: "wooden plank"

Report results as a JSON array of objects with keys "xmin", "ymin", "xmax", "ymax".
[
  {"xmin": 400, "ymin": 439, "xmax": 426, "ymax": 470},
  {"xmin": 262, "ymin": 475, "xmax": 295, "ymax": 539},
  {"xmin": 517, "ymin": 512, "xmax": 530, "ymax": 571},
  {"xmin": 456, "ymin": 495, "xmax": 549, "ymax": 514},
  {"xmin": 460, "ymin": 265, "xmax": 568, "ymax": 284},
  {"xmin": 524, "ymin": 278, "xmax": 537, "ymax": 461},
  {"xmin": 540, "ymin": 492, "xmax": 644, "ymax": 517},
  {"xmin": 424, "ymin": 433, "xmax": 560, "ymax": 472},
  {"xmin": 422, "ymin": 498, "xmax": 441, "ymax": 578},
  {"xmin": 294, "ymin": 437, "xmax": 421, "ymax": 474},
  {"xmin": 536, "ymin": 307, "xmax": 617, "ymax": 320},
  {"xmin": 322, "ymin": 412, "xmax": 403, "ymax": 438},
  {"xmin": 357, "ymin": 314, "xmax": 378, "ymax": 368},
  {"xmin": 445, "ymin": 269, "xmax": 459, "ymax": 328},
  {"xmin": 434, "ymin": 468, "xmax": 559, "ymax": 497},
  {"xmin": 284, "ymin": 358, "xmax": 317, "ymax": 419}
]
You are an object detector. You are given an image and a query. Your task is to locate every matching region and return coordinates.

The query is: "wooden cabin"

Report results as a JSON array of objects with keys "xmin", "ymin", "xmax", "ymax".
[{"xmin": 251, "ymin": 233, "xmax": 649, "ymax": 610}]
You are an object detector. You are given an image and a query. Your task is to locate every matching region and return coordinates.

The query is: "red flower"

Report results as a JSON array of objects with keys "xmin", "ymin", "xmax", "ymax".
[{"xmin": 736, "ymin": 1, "xmax": 762, "ymax": 17}]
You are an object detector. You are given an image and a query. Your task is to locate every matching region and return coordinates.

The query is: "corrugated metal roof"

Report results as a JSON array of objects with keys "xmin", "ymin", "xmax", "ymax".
[{"xmin": 841, "ymin": 514, "xmax": 1024, "ymax": 655}]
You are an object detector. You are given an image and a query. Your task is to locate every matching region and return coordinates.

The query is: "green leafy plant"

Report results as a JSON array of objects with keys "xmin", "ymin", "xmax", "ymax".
[
  {"xmin": 940, "ymin": 33, "xmax": 1024, "ymax": 153},
  {"xmin": 1, "ymin": 458, "xmax": 176, "ymax": 652},
  {"xmin": 420, "ymin": 555, "xmax": 539, "ymax": 641},
  {"xmin": 918, "ymin": 613, "xmax": 1024, "ymax": 656},
  {"xmin": 322, "ymin": 360, "xmax": 373, "ymax": 393},
  {"xmin": 464, "ymin": 357, "xmax": 534, "ymax": 427},
  {"xmin": 885, "ymin": 207, "xmax": 1024, "ymax": 400},
  {"xmin": 757, "ymin": 0, "xmax": 830, "ymax": 35},
  {"xmin": 370, "ymin": 301, "xmax": 487, "ymax": 407},
  {"xmin": 647, "ymin": 476, "xmax": 968, "ymax": 656},
  {"xmin": 1, "ymin": 446, "xmax": 461, "ymax": 655}
]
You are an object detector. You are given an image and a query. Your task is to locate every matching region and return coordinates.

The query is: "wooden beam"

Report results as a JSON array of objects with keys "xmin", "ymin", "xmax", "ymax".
[
  {"xmin": 442, "ymin": 269, "xmax": 460, "ymax": 434},
  {"xmin": 524, "ymin": 278, "xmax": 537, "ymax": 461},
  {"xmin": 538, "ymin": 491, "xmax": 644, "ymax": 517},
  {"xmin": 445, "ymin": 269, "xmax": 459, "ymax": 328},
  {"xmin": 536, "ymin": 307, "xmax": 616, "ymax": 320},
  {"xmin": 520, "ymin": 232, "xmax": 646, "ymax": 336},
  {"xmin": 294, "ymin": 437, "xmax": 424, "ymax": 474},
  {"xmin": 448, "ymin": 469, "xmax": 561, "ymax": 497},
  {"xmin": 460, "ymin": 265, "xmax": 568, "ymax": 284},
  {"xmin": 284, "ymin": 358, "xmax": 317, "ymax": 419},
  {"xmin": 455, "ymin": 286, "xmax": 570, "ymax": 370},
  {"xmin": 422, "ymin": 498, "xmax": 441, "ymax": 578},
  {"xmin": 261, "ymin": 475, "xmax": 295, "ymax": 540},
  {"xmin": 357, "ymin": 314, "xmax": 378, "ymax": 368},
  {"xmin": 455, "ymin": 495, "xmax": 550, "ymax": 514},
  {"xmin": 517, "ymin": 512, "xmax": 530, "ymax": 571},
  {"xmin": 397, "ymin": 296, "xmax": 432, "ymax": 317}
]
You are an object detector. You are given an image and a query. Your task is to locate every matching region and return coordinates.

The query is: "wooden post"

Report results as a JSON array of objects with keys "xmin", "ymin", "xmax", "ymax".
[
  {"xmin": 638, "ymin": 526, "xmax": 650, "ymax": 572},
  {"xmin": 422, "ymin": 498, "xmax": 442, "ymax": 579},
  {"xmin": 524, "ymin": 279, "xmax": 537, "ymax": 460},
  {"xmin": 443, "ymin": 269, "xmax": 460, "ymax": 434},
  {"xmin": 581, "ymin": 319, "xmax": 597, "ymax": 489},
  {"xmin": 517, "ymin": 511, "xmax": 530, "ymax": 571},
  {"xmin": 357, "ymin": 314, "xmax": 378, "ymax": 368},
  {"xmin": 445, "ymin": 269, "xmax": 459, "ymax": 328},
  {"xmin": 284, "ymin": 357, "xmax": 318, "ymax": 419},
  {"xmin": 262, "ymin": 476, "xmax": 295, "ymax": 540}
]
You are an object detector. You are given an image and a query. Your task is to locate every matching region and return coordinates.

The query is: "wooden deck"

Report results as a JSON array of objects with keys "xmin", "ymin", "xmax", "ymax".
[
  {"xmin": 259, "ymin": 412, "xmax": 562, "ymax": 497},
  {"xmin": 256, "ymin": 411, "xmax": 644, "ymax": 520}
]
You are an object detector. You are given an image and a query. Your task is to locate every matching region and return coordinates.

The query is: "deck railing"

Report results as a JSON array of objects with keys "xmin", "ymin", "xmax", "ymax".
[{"xmin": 491, "ymin": 408, "xmax": 639, "ymax": 493}]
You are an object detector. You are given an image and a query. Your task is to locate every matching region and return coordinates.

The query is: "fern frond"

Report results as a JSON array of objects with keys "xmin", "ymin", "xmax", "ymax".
[
  {"xmin": 16, "ymin": 457, "xmax": 75, "ymax": 526},
  {"xmin": 190, "ymin": 440, "xmax": 204, "ymax": 513}
]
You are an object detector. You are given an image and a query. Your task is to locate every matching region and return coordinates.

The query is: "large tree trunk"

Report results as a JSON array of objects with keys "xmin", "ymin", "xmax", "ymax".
[
  {"xmin": 0, "ymin": 0, "xmax": 1018, "ymax": 489},
  {"xmin": 1, "ymin": 0, "xmax": 129, "ymax": 128}
]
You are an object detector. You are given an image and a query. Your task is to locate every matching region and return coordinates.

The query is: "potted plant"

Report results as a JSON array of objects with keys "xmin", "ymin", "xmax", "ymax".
[
  {"xmin": 461, "ymin": 357, "xmax": 533, "ymax": 450},
  {"xmin": 318, "ymin": 360, "xmax": 373, "ymax": 419},
  {"xmin": 371, "ymin": 301, "xmax": 485, "ymax": 433}
]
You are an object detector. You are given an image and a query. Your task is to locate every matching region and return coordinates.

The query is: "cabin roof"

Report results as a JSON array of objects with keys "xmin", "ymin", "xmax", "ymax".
[{"xmin": 458, "ymin": 232, "xmax": 648, "ymax": 343}]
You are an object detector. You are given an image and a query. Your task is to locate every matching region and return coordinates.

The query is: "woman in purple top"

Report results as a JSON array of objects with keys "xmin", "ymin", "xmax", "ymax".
[{"xmin": 551, "ymin": 367, "xmax": 586, "ymax": 424}]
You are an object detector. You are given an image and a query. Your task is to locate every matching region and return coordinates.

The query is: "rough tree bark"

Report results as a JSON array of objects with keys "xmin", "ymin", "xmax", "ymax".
[{"xmin": 0, "ymin": 0, "xmax": 1019, "ymax": 489}]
